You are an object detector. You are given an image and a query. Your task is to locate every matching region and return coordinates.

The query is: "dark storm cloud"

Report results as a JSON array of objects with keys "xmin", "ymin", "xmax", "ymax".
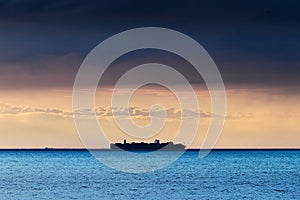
[
  {"xmin": 1, "ymin": 0, "xmax": 299, "ymax": 23},
  {"xmin": 0, "ymin": 0, "xmax": 299, "ymax": 89}
]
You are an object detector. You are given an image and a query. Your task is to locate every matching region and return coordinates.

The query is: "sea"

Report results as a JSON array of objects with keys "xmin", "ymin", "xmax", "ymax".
[{"xmin": 0, "ymin": 150, "xmax": 299, "ymax": 199}]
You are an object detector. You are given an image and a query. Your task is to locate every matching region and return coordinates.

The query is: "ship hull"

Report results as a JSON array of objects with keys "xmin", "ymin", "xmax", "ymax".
[{"xmin": 110, "ymin": 142, "xmax": 186, "ymax": 151}]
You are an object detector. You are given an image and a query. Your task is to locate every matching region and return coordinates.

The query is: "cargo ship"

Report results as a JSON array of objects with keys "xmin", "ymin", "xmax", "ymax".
[{"xmin": 110, "ymin": 139, "xmax": 186, "ymax": 151}]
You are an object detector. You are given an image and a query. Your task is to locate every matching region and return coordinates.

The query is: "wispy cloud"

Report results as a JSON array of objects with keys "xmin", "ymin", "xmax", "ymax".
[
  {"xmin": 0, "ymin": 102, "xmax": 256, "ymax": 120},
  {"xmin": 0, "ymin": 103, "xmax": 71, "ymax": 117}
]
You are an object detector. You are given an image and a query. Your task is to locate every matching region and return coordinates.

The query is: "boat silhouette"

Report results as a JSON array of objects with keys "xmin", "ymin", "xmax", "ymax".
[{"xmin": 110, "ymin": 139, "xmax": 186, "ymax": 151}]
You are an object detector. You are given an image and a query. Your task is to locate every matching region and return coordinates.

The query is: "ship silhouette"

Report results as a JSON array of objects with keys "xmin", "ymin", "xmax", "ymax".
[{"xmin": 110, "ymin": 139, "xmax": 186, "ymax": 151}]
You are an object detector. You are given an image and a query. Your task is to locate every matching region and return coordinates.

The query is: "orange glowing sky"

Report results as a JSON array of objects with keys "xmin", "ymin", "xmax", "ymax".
[{"xmin": 0, "ymin": 85, "xmax": 299, "ymax": 148}]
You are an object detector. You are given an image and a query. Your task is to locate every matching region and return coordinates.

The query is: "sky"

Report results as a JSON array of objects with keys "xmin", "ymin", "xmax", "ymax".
[{"xmin": 0, "ymin": 0, "xmax": 299, "ymax": 148}]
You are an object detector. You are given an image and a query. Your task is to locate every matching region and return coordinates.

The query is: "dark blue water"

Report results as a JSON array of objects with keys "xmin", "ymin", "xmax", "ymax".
[{"xmin": 0, "ymin": 151, "xmax": 299, "ymax": 199}]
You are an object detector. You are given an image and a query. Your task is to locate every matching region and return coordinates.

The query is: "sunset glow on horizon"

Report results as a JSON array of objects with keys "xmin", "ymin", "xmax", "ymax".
[{"xmin": 0, "ymin": 84, "xmax": 299, "ymax": 149}]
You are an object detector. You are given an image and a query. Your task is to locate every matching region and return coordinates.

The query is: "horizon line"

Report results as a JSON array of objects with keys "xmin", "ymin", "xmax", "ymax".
[{"xmin": 0, "ymin": 148, "xmax": 299, "ymax": 151}]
